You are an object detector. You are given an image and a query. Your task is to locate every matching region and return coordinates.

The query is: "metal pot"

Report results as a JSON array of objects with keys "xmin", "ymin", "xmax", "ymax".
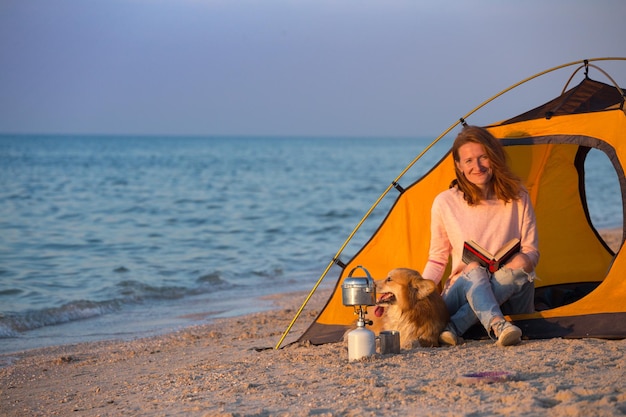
[{"xmin": 341, "ymin": 266, "xmax": 376, "ymax": 306}]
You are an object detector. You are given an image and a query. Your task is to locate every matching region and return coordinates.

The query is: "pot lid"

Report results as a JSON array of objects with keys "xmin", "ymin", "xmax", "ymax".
[{"xmin": 342, "ymin": 277, "xmax": 374, "ymax": 288}]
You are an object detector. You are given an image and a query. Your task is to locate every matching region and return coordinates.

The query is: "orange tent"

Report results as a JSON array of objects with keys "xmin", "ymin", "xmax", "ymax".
[{"xmin": 277, "ymin": 58, "xmax": 626, "ymax": 348}]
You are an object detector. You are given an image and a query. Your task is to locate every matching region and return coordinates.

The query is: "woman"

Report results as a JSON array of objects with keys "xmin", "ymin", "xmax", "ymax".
[{"xmin": 421, "ymin": 125, "xmax": 539, "ymax": 347}]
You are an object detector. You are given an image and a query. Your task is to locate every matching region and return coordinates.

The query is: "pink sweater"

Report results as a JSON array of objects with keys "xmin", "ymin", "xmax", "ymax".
[{"xmin": 422, "ymin": 187, "xmax": 539, "ymax": 285}]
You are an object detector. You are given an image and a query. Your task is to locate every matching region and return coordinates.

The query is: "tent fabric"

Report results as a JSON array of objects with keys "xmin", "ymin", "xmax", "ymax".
[
  {"xmin": 297, "ymin": 77, "xmax": 626, "ymax": 345},
  {"xmin": 503, "ymin": 78, "xmax": 624, "ymax": 124}
]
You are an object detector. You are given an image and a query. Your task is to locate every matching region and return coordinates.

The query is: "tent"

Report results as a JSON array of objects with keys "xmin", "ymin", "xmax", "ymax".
[{"xmin": 275, "ymin": 58, "xmax": 626, "ymax": 349}]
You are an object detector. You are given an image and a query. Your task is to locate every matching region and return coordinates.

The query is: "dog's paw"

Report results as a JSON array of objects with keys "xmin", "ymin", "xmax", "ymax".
[{"xmin": 417, "ymin": 337, "xmax": 440, "ymax": 348}]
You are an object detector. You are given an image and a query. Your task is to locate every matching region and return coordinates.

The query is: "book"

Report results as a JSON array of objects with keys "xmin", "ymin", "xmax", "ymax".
[{"xmin": 461, "ymin": 238, "xmax": 521, "ymax": 273}]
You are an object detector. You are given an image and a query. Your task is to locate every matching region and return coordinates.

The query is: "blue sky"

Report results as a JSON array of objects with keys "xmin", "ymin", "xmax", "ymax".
[{"xmin": 1, "ymin": 0, "xmax": 625, "ymax": 137}]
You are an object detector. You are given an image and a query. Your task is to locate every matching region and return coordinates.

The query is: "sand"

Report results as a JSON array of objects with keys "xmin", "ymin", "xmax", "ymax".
[{"xmin": 1, "ymin": 229, "xmax": 624, "ymax": 417}]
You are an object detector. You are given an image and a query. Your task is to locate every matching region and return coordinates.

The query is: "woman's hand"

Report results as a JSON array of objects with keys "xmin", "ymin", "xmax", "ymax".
[{"xmin": 505, "ymin": 253, "xmax": 534, "ymax": 273}]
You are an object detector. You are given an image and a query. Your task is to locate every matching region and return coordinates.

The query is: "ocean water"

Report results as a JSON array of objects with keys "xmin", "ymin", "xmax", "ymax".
[{"xmin": 0, "ymin": 135, "xmax": 622, "ymax": 354}]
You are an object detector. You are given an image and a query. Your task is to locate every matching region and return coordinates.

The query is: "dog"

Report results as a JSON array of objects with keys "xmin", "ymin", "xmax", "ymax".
[{"xmin": 370, "ymin": 268, "xmax": 449, "ymax": 348}]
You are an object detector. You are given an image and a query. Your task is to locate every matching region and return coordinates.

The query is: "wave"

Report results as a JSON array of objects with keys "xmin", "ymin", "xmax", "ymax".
[
  {"xmin": 0, "ymin": 299, "xmax": 122, "ymax": 337},
  {"xmin": 196, "ymin": 272, "xmax": 228, "ymax": 285},
  {"xmin": 0, "ymin": 272, "xmax": 235, "ymax": 338}
]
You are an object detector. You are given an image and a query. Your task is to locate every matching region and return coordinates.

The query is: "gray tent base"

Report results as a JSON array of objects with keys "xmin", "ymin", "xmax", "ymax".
[
  {"xmin": 461, "ymin": 312, "xmax": 626, "ymax": 340},
  {"xmin": 299, "ymin": 313, "xmax": 626, "ymax": 346},
  {"xmin": 516, "ymin": 313, "xmax": 626, "ymax": 340}
]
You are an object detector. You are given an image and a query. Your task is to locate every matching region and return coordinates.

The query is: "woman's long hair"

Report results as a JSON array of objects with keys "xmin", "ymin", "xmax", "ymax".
[{"xmin": 451, "ymin": 125, "xmax": 523, "ymax": 206}]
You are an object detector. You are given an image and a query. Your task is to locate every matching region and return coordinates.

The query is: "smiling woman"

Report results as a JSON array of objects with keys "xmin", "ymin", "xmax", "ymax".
[
  {"xmin": 457, "ymin": 142, "xmax": 493, "ymax": 186},
  {"xmin": 456, "ymin": 143, "xmax": 493, "ymax": 195},
  {"xmin": 422, "ymin": 125, "xmax": 539, "ymax": 347}
]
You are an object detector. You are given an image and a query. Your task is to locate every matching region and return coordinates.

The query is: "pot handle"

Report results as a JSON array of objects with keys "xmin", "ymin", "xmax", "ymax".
[{"xmin": 347, "ymin": 265, "xmax": 375, "ymax": 292}]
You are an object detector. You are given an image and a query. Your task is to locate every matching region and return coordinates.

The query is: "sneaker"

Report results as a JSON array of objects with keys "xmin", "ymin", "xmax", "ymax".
[
  {"xmin": 491, "ymin": 320, "xmax": 522, "ymax": 347},
  {"xmin": 439, "ymin": 326, "xmax": 463, "ymax": 346}
]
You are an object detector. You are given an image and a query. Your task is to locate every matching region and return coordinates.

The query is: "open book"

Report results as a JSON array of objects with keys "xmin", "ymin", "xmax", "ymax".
[{"xmin": 462, "ymin": 238, "xmax": 521, "ymax": 273}]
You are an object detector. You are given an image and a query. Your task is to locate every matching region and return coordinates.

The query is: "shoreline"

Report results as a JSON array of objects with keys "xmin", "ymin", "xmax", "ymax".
[
  {"xmin": 0, "ymin": 228, "xmax": 623, "ymax": 416},
  {"xmin": 1, "ymin": 285, "xmax": 625, "ymax": 416}
]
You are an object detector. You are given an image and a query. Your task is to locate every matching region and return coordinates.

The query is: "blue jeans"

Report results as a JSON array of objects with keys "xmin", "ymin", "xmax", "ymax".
[{"xmin": 442, "ymin": 266, "xmax": 535, "ymax": 336}]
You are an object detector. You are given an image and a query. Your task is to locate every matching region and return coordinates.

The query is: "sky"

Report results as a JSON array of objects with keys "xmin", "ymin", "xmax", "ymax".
[{"xmin": 1, "ymin": 0, "xmax": 625, "ymax": 137}]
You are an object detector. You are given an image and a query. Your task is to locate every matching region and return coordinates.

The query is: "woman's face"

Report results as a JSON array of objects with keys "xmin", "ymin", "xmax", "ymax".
[{"xmin": 456, "ymin": 142, "xmax": 493, "ymax": 191}]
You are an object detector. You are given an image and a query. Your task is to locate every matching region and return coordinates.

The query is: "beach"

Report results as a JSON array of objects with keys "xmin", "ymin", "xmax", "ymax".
[{"xmin": 1, "ymin": 229, "xmax": 624, "ymax": 417}]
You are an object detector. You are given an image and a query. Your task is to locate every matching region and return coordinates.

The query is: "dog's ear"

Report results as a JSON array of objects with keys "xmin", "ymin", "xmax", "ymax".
[{"xmin": 410, "ymin": 276, "xmax": 436, "ymax": 300}]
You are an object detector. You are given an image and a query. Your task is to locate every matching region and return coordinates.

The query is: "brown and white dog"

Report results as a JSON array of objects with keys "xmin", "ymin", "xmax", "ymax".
[{"xmin": 370, "ymin": 268, "xmax": 449, "ymax": 348}]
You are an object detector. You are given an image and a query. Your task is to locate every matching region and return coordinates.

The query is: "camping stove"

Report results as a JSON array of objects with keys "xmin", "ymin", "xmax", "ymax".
[{"xmin": 341, "ymin": 266, "xmax": 376, "ymax": 360}]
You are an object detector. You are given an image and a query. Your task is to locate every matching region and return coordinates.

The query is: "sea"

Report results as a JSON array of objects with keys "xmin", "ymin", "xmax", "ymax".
[{"xmin": 0, "ymin": 135, "xmax": 622, "ymax": 355}]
